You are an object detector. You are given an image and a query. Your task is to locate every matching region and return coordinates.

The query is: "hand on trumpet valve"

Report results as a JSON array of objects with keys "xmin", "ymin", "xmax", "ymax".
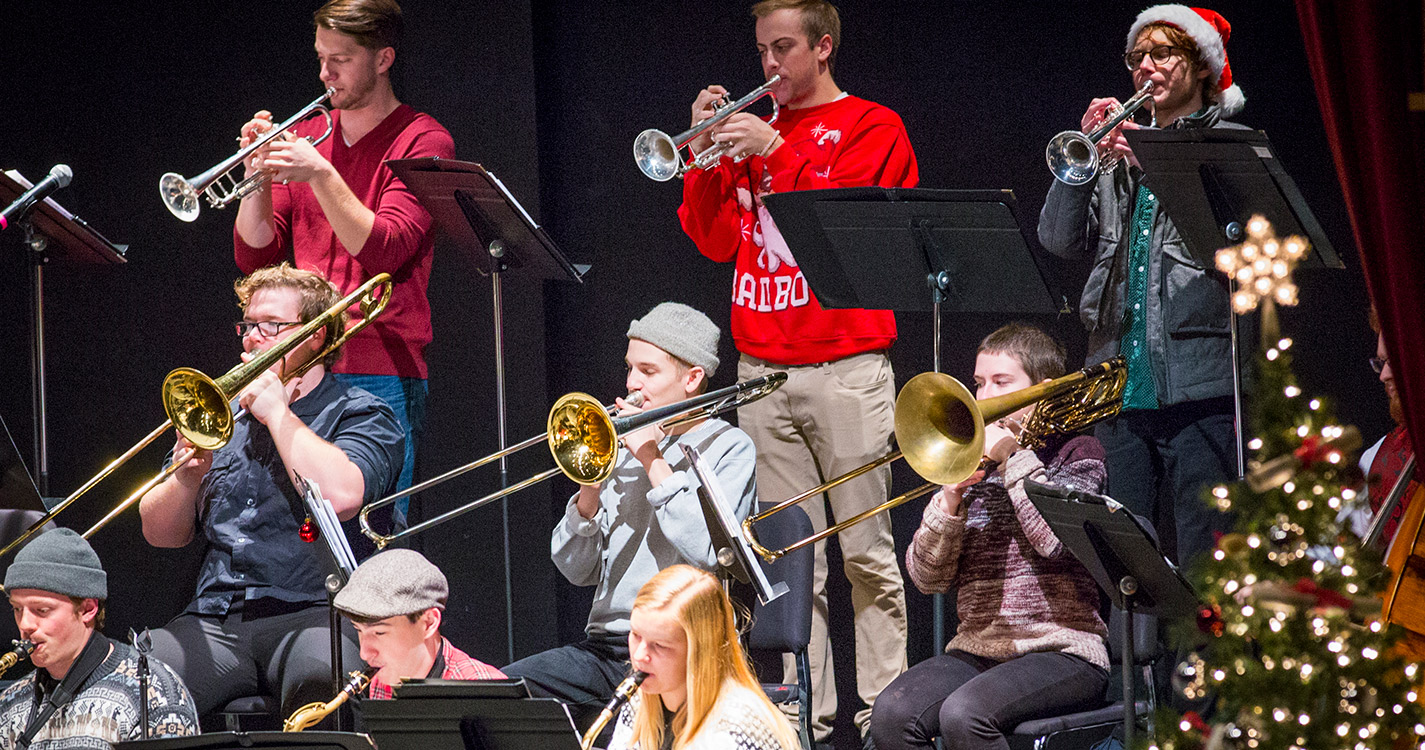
[
  {"xmin": 709, "ymin": 113, "xmax": 781, "ymax": 162},
  {"xmin": 240, "ymin": 111, "xmax": 277, "ymax": 177},
  {"xmin": 689, "ymin": 86, "xmax": 730, "ymax": 154},
  {"xmin": 259, "ymin": 136, "xmax": 329, "ymax": 186},
  {"xmin": 1081, "ymin": 98, "xmax": 1141, "ymax": 170}
]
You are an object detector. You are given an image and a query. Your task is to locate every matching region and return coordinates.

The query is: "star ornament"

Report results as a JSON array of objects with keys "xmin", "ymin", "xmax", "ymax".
[{"xmin": 1214, "ymin": 215, "xmax": 1310, "ymax": 314}]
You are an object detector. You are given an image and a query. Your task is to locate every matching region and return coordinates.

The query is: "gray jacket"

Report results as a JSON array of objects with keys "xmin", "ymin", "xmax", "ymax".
[{"xmin": 1038, "ymin": 105, "xmax": 1248, "ymax": 406}]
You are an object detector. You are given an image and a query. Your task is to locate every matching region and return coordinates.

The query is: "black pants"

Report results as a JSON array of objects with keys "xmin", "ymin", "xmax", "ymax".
[
  {"xmin": 502, "ymin": 637, "xmax": 631, "ymax": 729},
  {"xmin": 1096, "ymin": 396, "xmax": 1238, "ymax": 568},
  {"xmin": 870, "ymin": 650, "xmax": 1108, "ymax": 750},
  {"xmin": 149, "ymin": 605, "xmax": 360, "ymax": 721}
]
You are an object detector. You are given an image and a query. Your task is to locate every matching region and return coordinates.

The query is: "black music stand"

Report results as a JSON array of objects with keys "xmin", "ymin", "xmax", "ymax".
[
  {"xmin": 1023, "ymin": 479, "xmax": 1199, "ymax": 749},
  {"xmin": 386, "ymin": 158, "xmax": 586, "ymax": 663},
  {"xmin": 685, "ymin": 446, "xmax": 787, "ymax": 604},
  {"xmin": 364, "ymin": 679, "xmax": 579, "ymax": 750},
  {"xmin": 296, "ymin": 473, "xmax": 360, "ymax": 729},
  {"xmin": 1127, "ymin": 128, "xmax": 1345, "ymax": 477},
  {"xmin": 114, "ymin": 732, "xmax": 376, "ymax": 750},
  {"xmin": 1, "ymin": 170, "xmax": 126, "ymax": 497},
  {"xmin": 0, "ymin": 411, "xmax": 49, "ymax": 561},
  {"xmin": 760, "ymin": 187, "xmax": 1060, "ymax": 645}
]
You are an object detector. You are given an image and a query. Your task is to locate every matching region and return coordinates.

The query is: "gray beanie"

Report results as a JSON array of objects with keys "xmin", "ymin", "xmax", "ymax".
[
  {"xmin": 333, "ymin": 549, "xmax": 448, "ymax": 620},
  {"xmin": 4, "ymin": 528, "xmax": 107, "ymax": 600},
  {"xmin": 626, "ymin": 302, "xmax": 721, "ymax": 377}
]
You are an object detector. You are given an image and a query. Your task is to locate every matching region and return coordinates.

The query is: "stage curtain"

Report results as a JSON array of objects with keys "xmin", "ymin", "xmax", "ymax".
[{"xmin": 1295, "ymin": 0, "xmax": 1425, "ymax": 452}]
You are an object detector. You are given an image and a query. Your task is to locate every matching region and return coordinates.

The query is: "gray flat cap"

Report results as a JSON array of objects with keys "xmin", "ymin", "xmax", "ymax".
[{"xmin": 334, "ymin": 549, "xmax": 448, "ymax": 620}]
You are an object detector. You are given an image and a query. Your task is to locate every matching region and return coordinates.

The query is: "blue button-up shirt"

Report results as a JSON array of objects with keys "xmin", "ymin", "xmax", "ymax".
[{"xmin": 186, "ymin": 373, "xmax": 403, "ymax": 615}]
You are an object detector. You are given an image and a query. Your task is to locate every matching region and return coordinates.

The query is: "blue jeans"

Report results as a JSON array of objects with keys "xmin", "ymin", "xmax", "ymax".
[{"xmin": 332, "ymin": 373, "xmax": 427, "ymax": 531}]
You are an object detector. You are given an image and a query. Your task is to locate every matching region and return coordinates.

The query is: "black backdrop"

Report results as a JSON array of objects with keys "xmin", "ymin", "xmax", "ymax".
[{"xmin": 0, "ymin": 1, "xmax": 1387, "ymax": 744}]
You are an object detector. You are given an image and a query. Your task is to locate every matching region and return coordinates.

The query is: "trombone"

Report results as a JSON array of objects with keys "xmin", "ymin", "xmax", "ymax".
[
  {"xmin": 160, "ymin": 88, "xmax": 336, "ymax": 222},
  {"xmin": 743, "ymin": 358, "xmax": 1126, "ymax": 562},
  {"xmin": 0, "ymin": 274, "xmax": 393, "ymax": 559},
  {"xmin": 634, "ymin": 75, "xmax": 781, "ymax": 182},
  {"xmin": 359, "ymin": 372, "xmax": 788, "ymax": 549}
]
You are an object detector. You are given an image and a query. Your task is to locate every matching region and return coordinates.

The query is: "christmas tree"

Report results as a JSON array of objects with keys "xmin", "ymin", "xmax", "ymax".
[{"xmin": 1151, "ymin": 217, "xmax": 1425, "ymax": 750}]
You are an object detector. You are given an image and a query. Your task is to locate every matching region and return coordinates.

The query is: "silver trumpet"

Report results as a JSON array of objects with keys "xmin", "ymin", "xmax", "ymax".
[
  {"xmin": 634, "ymin": 75, "xmax": 781, "ymax": 182},
  {"xmin": 160, "ymin": 88, "xmax": 336, "ymax": 222},
  {"xmin": 1046, "ymin": 80, "xmax": 1155, "ymax": 186}
]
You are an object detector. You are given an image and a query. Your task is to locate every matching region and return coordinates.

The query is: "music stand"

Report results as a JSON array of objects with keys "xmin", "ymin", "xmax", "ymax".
[
  {"xmin": 1023, "ymin": 479, "xmax": 1199, "ymax": 748},
  {"xmin": 386, "ymin": 158, "xmax": 586, "ymax": 663},
  {"xmin": 684, "ymin": 446, "xmax": 787, "ymax": 605},
  {"xmin": 760, "ymin": 186, "xmax": 1060, "ymax": 645},
  {"xmin": 1, "ymin": 170, "xmax": 126, "ymax": 497},
  {"xmin": 296, "ymin": 473, "xmax": 359, "ymax": 726},
  {"xmin": 364, "ymin": 679, "xmax": 579, "ymax": 750},
  {"xmin": 0, "ymin": 411, "xmax": 50, "ymax": 557},
  {"xmin": 1127, "ymin": 128, "xmax": 1345, "ymax": 477},
  {"xmin": 113, "ymin": 731, "xmax": 376, "ymax": 750}
]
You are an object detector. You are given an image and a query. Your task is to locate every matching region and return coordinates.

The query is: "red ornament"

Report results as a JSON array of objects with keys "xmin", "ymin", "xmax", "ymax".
[
  {"xmin": 1197, "ymin": 604, "xmax": 1225, "ymax": 637},
  {"xmin": 299, "ymin": 518, "xmax": 319, "ymax": 543},
  {"xmin": 1293, "ymin": 435, "xmax": 1328, "ymax": 467},
  {"xmin": 1181, "ymin": 710, "xmax": 1211, "ymax": 732},
  {"xmin": 1292, "ymin": 577, "xmax": 1353, "ymax": 611}
]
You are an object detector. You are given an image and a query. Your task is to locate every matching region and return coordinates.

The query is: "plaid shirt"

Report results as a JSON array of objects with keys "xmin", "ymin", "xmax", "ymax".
[{"xmin": 367, "ymin": 637, "xmax": 507, "ymax": 700}]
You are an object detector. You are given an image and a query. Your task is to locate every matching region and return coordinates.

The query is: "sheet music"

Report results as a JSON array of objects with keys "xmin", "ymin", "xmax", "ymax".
[
  {"xmin": 483, "ymin": 169, "xmax": 541, "ymax": 230},
  {"xmin": 294, "ymin": 473, "xmax": 358, "ymax": 577}
]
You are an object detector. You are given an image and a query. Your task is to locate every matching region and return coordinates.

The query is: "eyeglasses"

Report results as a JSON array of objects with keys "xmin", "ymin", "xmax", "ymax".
[
  {"xmin": 235, "ymin": 320, "xmax": 303, "ymax": 338},
  {"xmin": 1124, "ymin": 44, "xmax": 1186, "ymax": 70},
  {"xmin": 1369, "ymin": 356, "xmax": 1390, "ymax": 374}
]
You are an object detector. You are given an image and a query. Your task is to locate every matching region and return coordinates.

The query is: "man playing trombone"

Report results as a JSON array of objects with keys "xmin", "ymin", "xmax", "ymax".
[
  {"xmin": 677, "ymin": 1, "xmax": 917, "ymax": 743},
  {"xmin": 233, "ymin": 0, "xmax": 454, "ymax": 531},
  {"xmin": 502, "ymin": 303, "xmax": 758, "ymax": 730},
  {"xmin": 138, "ymin": 263, "xmax": 405, "ymax": 724}
]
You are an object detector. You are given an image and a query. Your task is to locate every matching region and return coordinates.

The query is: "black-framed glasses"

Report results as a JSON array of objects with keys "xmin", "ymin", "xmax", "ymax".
[
  {"xmin": 1124, "ymin": 44, "xmax": 1186, "ymax": 70},
  {"xmin": 235, "ymin": 320, "xmax": 303, "ymax": 338},
  {"xmin": 1369, "ymin": 356, "xmax": 1390, "ymax": 374}
]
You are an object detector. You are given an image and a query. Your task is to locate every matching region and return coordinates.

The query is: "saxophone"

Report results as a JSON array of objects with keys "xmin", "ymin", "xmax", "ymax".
[
  {"xmin": 0, "ymin": 641, "xmax": 34, "ymax": 678},
  {"xmin": 283, "ymin": 670, "xmax": 371, "ymax": 732},
  {"xmin": 580, "ymin": 671, "xmax": 647, "ymax": 750}
]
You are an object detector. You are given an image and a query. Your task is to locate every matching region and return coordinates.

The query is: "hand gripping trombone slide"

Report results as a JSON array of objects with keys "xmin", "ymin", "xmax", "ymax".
[
  {"xmin": 359, "ymin": 373, "xmax": 788, "ymax": 549},
  {"xmin": 0, "ymin": 273, "xmax": 394, "ymax": 560}
]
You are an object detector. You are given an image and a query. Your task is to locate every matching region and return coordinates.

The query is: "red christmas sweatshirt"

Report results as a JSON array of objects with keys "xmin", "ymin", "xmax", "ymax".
[{"xmin": 679, "ymin": 94, "xmax": 918, "ymax": 365}]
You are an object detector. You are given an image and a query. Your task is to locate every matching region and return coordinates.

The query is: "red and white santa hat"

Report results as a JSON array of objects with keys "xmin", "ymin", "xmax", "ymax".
[{"xmin": 1126, "ymin": 4, "xmax": 1245, "ymax": 117}]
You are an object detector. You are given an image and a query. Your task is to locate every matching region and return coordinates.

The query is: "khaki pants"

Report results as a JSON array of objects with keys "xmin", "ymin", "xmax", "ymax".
[{"xmin": 739, "ymin": 351, "xmax": 909, "ymax": 739}]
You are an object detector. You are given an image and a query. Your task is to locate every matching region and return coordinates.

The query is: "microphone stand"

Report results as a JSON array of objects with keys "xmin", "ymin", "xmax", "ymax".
[{"xmin": 130, "ymin": 628, "xmax": 152, "ymax": 739}]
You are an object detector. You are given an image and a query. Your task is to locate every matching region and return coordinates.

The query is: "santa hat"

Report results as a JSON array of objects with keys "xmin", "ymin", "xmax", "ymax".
[{"xmin": 1127, "ymin": 5, "xmax": 1245, "ymax": 117}]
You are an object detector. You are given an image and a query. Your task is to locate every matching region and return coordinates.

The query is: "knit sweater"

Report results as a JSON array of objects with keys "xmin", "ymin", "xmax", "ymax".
[
  {"xmin": 551, "ymin": 419, "xmax": 756, "ymax": 638},
  {"xmin": 907, "ymin": 435, "xmax": 1110, "ymax": 669},
  {"xmin": 608, "ymin": 683, "xmax": 798, "ymax": 750},
  {"xmin": 0, "ymin": 640, "xmax": 199, "ymax": 749},
  {"xmin": 679, "ymin": 94, "xmax": 918, "ymax": 365}
]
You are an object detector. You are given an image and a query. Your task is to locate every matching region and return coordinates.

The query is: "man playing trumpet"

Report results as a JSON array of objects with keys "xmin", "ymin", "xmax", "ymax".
[
  {"xmin": 234, "ymin": 0, "xmax": 454, "ymax": 531},
  {"xmin": 502, "ymin": 302, "xmax": 758, "ymax": 730},
  {"xmin": 139, "ymin": 263, "xmax": 404, "ymax": 724}
]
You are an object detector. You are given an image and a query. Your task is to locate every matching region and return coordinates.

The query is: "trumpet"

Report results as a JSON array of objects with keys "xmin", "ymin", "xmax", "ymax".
[
  {"xmin": 0, "ymin": 274, "xmax": 393, "ymax": 560},
  {"xmin": 634, "ymin": 75, "xmax": 781, "ymax": 182},
  {"xmin": 359, "ymin": 374, "xmax": 787, "ymax": 549},
  {"xmin": 0, "ymin": 641, "xmax": 34, "ymax": 679},
  {"xmin": 284, "ymin": 670, "xmax": 370, "ymax": 732},
  {"xmin": 1046, "ymin": 80, "xmax": 1155, "ymax": 186},
  {"xmin": 160, "ymin": 88, "xmax": 336, "ymax": 222},
  {"xmin": 581, "ymin": 672, "xmax": 647, "ymax": 750},
  {"xmin": 743, "ymin": 358, "xmax": 1126, "ymax": 562}
]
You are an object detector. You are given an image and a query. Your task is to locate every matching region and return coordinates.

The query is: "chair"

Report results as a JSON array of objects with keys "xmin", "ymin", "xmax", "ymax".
[
  {"xmin": 1007, "ymin": 608, "xmax": 1160, "ymax": 750},
  {"xmin": 215, "ymin": 694, "xmax": 280, "ymax": 733},
  {"xmin": 744, "ymin": 504, "xmax": 815, "ymax": 750}
]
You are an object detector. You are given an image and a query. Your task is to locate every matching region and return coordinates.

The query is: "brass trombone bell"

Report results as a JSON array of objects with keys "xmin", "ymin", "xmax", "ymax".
[
  {"xmin": 0, "ymin": 274, "xmax": 394, "ymax": 559},
  {"xmin": 743, "ymin": 358, "xmax": 1126, "ymax": 562}
]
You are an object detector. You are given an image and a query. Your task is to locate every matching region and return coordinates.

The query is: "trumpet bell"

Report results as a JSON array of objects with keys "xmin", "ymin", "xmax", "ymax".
[
  {"xmin": 548, "ymin": 393, "xmax": 618, "ymax": 485},
  {"xmin": 894, "ymin": 372, "xmax": 984, "ymax": 485},
  {"xmin": 159, "ymin": 173, "xmax": 201, "ymax": 222},
  {"xmin": 1046, "ymin": 131, "xmax": 1099, "ymax": 187},
  {"xmin": 634, "ymin": 129, "xmax": 681, "ymax": 182},
  {"xmin": 161, "ymin": 368, "xmax": 234, "ymax": 451}
]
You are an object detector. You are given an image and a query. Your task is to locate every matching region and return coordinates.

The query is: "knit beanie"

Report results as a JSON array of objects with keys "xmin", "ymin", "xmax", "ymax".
[
  {"xmin": 626, "ymin": 302, "xmax": 721, "ymax": 378},
  {"xmin": 334, "ymin": 548, "xmax": 448, "ymax": 620},
  {"xmin": 1127, "ymin": 5, "xmax": 1245, "ymax": 117},
  {"xmin": 4, "ymin": 528, "xmax": 107, "ymax": 600}
]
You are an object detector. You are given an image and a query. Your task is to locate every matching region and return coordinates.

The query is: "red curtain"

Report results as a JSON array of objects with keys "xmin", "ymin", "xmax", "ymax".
[{"xmin": 1296, "ymin": 0, "xmax": 1425, "ymax": 452}]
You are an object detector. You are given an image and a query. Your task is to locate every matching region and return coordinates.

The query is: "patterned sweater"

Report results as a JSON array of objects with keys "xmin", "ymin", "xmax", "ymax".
[
  {"xmin": 906, "ymin": 435, "xmax": 1110, "ymax": 669},
  {"xmin": 608, "ymin": 683, "xmax": 797, "ymax": 750},
  {"xmin": 0, "ymin": 640, "xmax": 199, "ymax": 749}
]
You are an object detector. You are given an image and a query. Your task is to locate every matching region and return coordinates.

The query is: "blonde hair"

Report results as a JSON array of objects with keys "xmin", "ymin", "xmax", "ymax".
[
  {"xmin": 233, "ymin": 262, "xmax": 347, "ymax": 367},
  {"xmin": 628, "ymin": 566, "xmax": 797, "ymax": 750}
]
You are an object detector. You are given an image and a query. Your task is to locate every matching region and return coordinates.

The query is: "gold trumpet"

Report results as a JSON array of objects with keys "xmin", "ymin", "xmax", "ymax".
[
  {"xmin": 359, "ymin": 373, "xmax": 787, "ymax": 549},
  {"xmin": 0, "ymin": 641, "xmax": 34, "ymax": 679},
  {"xmin": 0, "ymin": 274, "xmax": 393, "ymax": 560},
  {"xmin": 284, "ymin": 670, "xmax": 371, "ymax": 732},
  {"xmin": 743, "ymin": 358, "xmax": 1126, "ymax": 562}
]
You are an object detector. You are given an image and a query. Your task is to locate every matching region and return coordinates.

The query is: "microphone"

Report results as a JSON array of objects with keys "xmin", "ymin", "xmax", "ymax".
[{"xmin": 1, "ymin": 164, "xmax": 72, "ymax": 230}]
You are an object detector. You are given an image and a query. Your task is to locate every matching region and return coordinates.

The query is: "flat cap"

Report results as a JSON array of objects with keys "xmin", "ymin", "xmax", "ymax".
[{"xmin": 333, "ymin": 549, "xmax": 448, "ymax": 620}]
